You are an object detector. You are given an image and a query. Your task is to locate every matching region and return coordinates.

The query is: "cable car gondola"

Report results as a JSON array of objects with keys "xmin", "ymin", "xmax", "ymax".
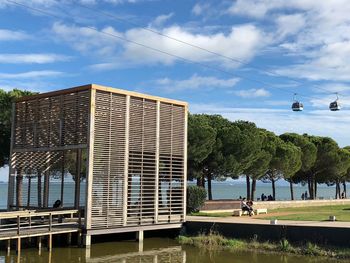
[
  {"xmin": 292, "ymin": 93, "xmax": 303, "ymax": 111},
  {"xmin": 329, "ymin": 93, "xmax": 341, "ymax": 111}
]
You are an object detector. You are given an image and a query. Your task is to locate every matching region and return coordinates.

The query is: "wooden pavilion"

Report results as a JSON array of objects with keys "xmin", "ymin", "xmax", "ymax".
[{"xmin": 7, "ymin": 84, "xmax": 187, "ymax": 246}]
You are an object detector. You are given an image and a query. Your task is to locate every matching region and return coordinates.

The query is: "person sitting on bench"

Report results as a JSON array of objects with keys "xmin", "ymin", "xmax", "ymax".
[
  {"xmin": 53, "ymin": 199, "xmax": 62, "ymax": 209},
  {"xmin": 241, "ymin": 198, "xmax": 254, "ymax": 216}
]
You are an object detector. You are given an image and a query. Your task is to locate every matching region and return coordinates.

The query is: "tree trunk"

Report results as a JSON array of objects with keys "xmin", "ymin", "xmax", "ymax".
[
  {"xmin": 272, "ymin": 179, "xmax": 276, "ymax": 200},
  {"xmin": 289, "ymin": 180, "xmax": 294, "ymax": 200},
  {"xmin": 307, "ymin": 176, "xmax": 312, "ymax": 199},
  {"xmin": 246, "ymin": 175, "xmax": 250, "ymax": 200},
  {"xmin": 314, "ymin": 179, "xmax": 317, "ymax": 199},
  {"xmin": 251, "ymin": 179, "xmax": 256, "ymax": 201},
  {"xmin": 343, "ymin": 181, "xmax": 347, "ymax": 198},
  {"xmin": 201, "ymin": 174, "xmax": 205, "ymax": 188},
  {"xmin": 196, "ymin": 177, "xmax": 202, "ymax": 187},
  {"xmin": 37, "ymin": 171, "xmax": 42, "ymax": 208},
  {"xmin": 335, "ymin": 181, "xmax": 341, "ymax": 199},
  {"xmin": 309, "ymin": 174, "xmax": 315, "ymax": 200},
  {"xmin": 207, "ymin": 173, "xmax": 212, "ymax": 200}
]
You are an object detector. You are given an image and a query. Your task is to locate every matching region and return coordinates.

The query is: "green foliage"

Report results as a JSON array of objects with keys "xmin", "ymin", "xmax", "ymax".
[
  {"xmin": 0, "ymin": 88, "xmax": 36, "ymax": 167},
  {"xmin": 186, "ymin": 185, "xmax": 207, "ymax": 213},
  {"xmin": 177, "ymin": 233, "xmax": 350, "ymax": 259},
  {"xmin": 280, "ymin": 239, "xmax": 292, "ymax": 252},
  {"xmin": 187, "ymin": 114, "xmax": 216, "ymax": 181},
  {"xmin": 280, "ymin": 133, "xmax": 317, "ymax": 172}
]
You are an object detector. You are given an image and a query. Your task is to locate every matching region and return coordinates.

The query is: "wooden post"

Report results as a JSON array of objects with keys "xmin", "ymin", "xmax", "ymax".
[
  {"xmin": 17, "ymin": 216, "xmax": 20, "ymax": 235},
  {"xmin": 7, "ymin": 103, "xmax": 16, "ymax": 210},
  {"xmin": 37, "ymin": 171, "xmax": 42, "ymax": 208},
  {"xmin": 83, "ymin": 234, "xmax": 91, "ymax": 247},
  {"xmin": 74, "ymin": 149, "xmax": 82, "ymax": 209},
  {"xmin": 48, "ymin": 234, "xmax": 52, "ymax": 252},
  {"xmin": 77, "ymin": 231, "xmax": 82, "ymax": 247},
  {"xmin": 27, "ymin": 176, "xmax": 31, "ymax": 208},
  {"xmin": 43, "ymin": 170, "xmax": 49, "ymax": 208},
  {"xmin": 123, "ymin": 95, "xmax": 130, "ymax": 226},
  {"xmin": 67, "ymin": 233, "xmax": 72, "ymax": 245},
  {"xmin": 16, "ymin": 170, "xmax": 23, "ymax": 209},
  {"xmin": 7, "ymin": 239, "xmax": 11, "ymax": 255},
  {"xmin": 183, "ymin": 106, "xmax": 188, "ymax": 222},
  {"xmin": 49, "ymin": 213, "xmax": 52, "ymax": 231},
  {"xmin": 60, "ymin": 151, "xmax": 65, "ymax": 206},
  {"xmin": 154, "ymin": 101, "xmax": 160, "ymax": 224},
  {"xmin": 136, "ymin": 230, "xmax": 144, "ymax": 242},
  {"xmin": 85, "ymin": 88, "xmax": 96, "ymax": 231},
  {"xmin": 37, "ymin": 236, "xmax": 42, "ymax": 252},
  {"xmin": 16, "ymin": 237, "xmax": 21, "ymax": 254}
]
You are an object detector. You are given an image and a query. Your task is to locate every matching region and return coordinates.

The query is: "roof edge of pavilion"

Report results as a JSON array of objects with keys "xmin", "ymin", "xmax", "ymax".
[{"xmin": 16, "ymin": 83, "xmax": 188, "ymax": 107}]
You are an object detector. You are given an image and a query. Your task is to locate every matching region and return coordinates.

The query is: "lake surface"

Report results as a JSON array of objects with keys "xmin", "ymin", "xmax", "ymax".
[
  {"xmin": 0, "ymin": 238, "xmax": 343, "ymax": 263},
  {"xmin": 0, "ymin": 180, "xmax": 343, "ymax": 209}
]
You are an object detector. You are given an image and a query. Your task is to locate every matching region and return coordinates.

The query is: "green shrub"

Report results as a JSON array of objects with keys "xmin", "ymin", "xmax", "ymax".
[
  {"xmin": 187, "ymin": 185, "xmax": 207, "ymax": 213},
  {"xmin": 280, "ymin": 239, "xmax": 291, "ymax": 252}
]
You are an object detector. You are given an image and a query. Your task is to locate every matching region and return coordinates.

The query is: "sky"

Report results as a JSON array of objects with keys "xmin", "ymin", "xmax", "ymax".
[{"xmin": 1, "ymin": 0, "xmax": 350, "ymax": 157}]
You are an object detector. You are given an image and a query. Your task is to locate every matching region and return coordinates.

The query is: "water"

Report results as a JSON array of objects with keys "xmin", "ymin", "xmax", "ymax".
[
  {"xmin": 0, "ymin": 180, "xmax": 341, "ymax": 209},
  {"xmin": 188, "ymin": 181, "xmax": 341, "ymax": 201},
  {"xmin": 0, "ymin": 238, "xmax": 343, "ymax": 263}
]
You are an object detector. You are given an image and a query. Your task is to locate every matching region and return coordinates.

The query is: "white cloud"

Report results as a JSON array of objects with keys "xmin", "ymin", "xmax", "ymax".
[
  {"xmin": 52, "ymin": 22, "xmax": 122, "ymax": 56},
  {"xmin": 192, "ymin": 3, "xmax": 210, "ymax": 16},
  {"xmin": 228, "ymin": 0, "xmax": 350, "ymax": 82},
  {"xmin": 0, "ymin": 0, "xmax": 144, "ymax": 8},
  {"xmin": 0, "ymin": 53, "xmax": 71, "ymax": 64},
  {"xmin": 0, "ymin": 70, "xmax": 63, "ymax": 79},
  {"xmin": 151, "ymin": 13, "xmax": 173, "ymax": 27},
  {"xmin": 154, "ymin": 74, "xmax": 239, "ymax": 92},
  {"xmin": 190, "ymin": 103, "xmax": 350, "ymax": 147},
  {"xmin": 275, "ymin": 13, "xmax": 305, "ymax": 39},
  {"xmin": 234, "ymin": 88, "xmax": 270, "ymax": 98},
  {"xmin": 53, "ymin": 22, "xmax": 266, "ymax": 68},
  {"xmin": 0, "ymin": 29, "xmax": 29, "ymax": 41}
]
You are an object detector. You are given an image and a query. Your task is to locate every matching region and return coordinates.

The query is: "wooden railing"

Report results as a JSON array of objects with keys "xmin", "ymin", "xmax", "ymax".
[{"xmin": 0, "ymin": 209, "xmax": 81, "ymax": 237}]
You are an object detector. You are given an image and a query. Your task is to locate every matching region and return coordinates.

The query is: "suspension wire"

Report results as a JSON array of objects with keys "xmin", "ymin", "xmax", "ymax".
[
  {"xmin": 69, "ymin": 1, "xmax": 344, "ymax": 97},
  {"xmin": 5, "ymin": 0, "xmax": 327, "ymax": 102}
]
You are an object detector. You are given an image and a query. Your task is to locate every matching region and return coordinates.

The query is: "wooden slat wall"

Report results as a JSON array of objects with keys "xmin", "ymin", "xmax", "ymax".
[
  {"xmin": 127, "ymin": 97, "xmax": 157, "ymax": 225},
  {"xmin": 90, "ymin": 90, "xmax": 186, "ymax": 229},
  {"xmin": 13, "ymin": 90, "xmax": 89, "ymax": 149},
  {"xmin": 158, "ymin": 103, "xmax": 185, "ymax": 223},
  {"xmin": 91, "ymin": 91, "xmax": 126, "ymax": 228},
  {"xmin": 9, "ymin": 90, "xmax": 90, "ymax": 209}
]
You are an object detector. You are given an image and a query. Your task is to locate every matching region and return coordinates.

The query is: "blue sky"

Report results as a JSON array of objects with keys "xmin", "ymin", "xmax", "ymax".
[{"xmin": 1, "ymin": 0, "xmax": 350, "ymax": 150}]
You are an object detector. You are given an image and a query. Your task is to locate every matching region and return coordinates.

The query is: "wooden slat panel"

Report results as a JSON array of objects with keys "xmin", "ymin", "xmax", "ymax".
[{"xmin": 91, "ymin": 91, "xmax": 126, "ymax": 228}]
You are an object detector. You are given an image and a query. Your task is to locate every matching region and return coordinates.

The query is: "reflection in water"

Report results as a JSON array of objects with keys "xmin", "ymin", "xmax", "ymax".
[{"xmin": 0, "ymin": 238, "xmax": 344, "ymax": 263}]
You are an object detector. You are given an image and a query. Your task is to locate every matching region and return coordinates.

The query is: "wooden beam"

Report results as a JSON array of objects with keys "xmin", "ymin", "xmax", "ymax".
[
  {"xmin": 86, "ymin": 223, "xmax": 182, "ymax": 236},
  {"xmin": 12, "ymin": 144, "xmax": 87, "ymax": 153},
  {"xmin": 92, "ymin": 84, "xmax": 188, "ymax": 107},
  {"xmin": 15, "ymin": 84, "xmax": 91, "ymax": 102}
]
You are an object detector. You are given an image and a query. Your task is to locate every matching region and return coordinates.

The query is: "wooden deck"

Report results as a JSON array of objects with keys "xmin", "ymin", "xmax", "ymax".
[{"xmin": 0, "ymin": 209, "xmax": 81, "ymax": 252}]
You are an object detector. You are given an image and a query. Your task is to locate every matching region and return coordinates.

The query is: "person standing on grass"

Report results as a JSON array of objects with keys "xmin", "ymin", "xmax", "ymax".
[
  {"xmin": 301, "ymin": 193, "xmax": 305, "ymax": 200},
  {"xmin": 305, "ymin": 191, "xmax": 308, "ymax": 200}
]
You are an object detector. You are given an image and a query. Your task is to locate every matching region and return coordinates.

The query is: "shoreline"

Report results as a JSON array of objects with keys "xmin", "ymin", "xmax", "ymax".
[{"xmin": 178, "ymin": 233, "xmax": 350, "ymax": 260}]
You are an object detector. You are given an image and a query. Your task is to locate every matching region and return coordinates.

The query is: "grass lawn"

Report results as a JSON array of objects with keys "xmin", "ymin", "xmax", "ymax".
[
  {"xmin": 191, "ymin": 205, "xmax": 350, "ymax": 221},
  {"xmin": 263, "ymin": 205, "xmax": 350, "ymax": 221}
]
